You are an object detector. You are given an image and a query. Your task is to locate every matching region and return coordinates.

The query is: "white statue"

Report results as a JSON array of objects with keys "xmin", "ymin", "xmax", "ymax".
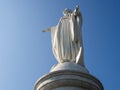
[{"xmin": 43, "ymin": 5, "xmax": 84, "ymax": 66}]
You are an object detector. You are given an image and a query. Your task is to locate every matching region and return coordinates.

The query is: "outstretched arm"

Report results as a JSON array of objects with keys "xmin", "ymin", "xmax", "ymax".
[
  {"xmin": 73, "ymin": 5, "xmax": 80, "ymax": 16},
  {"xmin": 42, "ymin": 26, "xmax": 56, "ymax": 32},
  {"xmin": 42, "ymin": 28, "xmax": 51, "ymax": 32}
]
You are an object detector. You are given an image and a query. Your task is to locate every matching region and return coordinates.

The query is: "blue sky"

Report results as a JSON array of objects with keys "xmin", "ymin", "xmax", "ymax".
[{"xmin": 0, "ymin": 0, "xmax": 120, "ymax": 90}]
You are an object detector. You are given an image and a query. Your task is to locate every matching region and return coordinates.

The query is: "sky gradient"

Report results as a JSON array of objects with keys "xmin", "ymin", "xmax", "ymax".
[{"xmin": 0, "ymin": 0, "xmax": 120, "ymax": 90}]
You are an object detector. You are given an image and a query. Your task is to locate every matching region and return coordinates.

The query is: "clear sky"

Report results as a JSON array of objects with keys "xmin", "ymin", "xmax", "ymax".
[{"xmin": 0, "ymin": 0, "xmax": 120, "ymax": 90}]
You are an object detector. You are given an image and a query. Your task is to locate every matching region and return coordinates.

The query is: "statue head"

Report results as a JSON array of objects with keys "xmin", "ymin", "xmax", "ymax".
[
  {"xmin": 75, "ymin": 5, "xmax": 79, "ymax": 10},
  {"xmin": 63, "ymin": 8, "xmax": 72, "ymax": 16}
]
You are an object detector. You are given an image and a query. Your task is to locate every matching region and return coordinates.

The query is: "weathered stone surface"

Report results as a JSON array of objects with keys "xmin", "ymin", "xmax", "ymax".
[
  {"xmin": 53, "ymin": 87, "xmax": 86, "ymax": 90},
  {"xmin": 34, "ymin": 69, "xmax": 103, "ymax": 90}
]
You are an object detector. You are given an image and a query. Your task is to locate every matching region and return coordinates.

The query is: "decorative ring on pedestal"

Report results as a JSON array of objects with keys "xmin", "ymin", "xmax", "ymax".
[{"xmin": 35, "ymin": 69, "xmax": 103, "ymax": 90}]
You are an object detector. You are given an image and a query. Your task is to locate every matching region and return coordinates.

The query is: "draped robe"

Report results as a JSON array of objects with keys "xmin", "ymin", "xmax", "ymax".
[{"xmin": 50, "ymin": 13, "xmax": 84, "ymax": 66}]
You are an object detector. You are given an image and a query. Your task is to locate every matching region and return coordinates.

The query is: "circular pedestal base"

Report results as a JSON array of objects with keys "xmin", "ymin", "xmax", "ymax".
[{"xmin": 35, "ymin": 66, "xmax": 103, "ymax": 90}]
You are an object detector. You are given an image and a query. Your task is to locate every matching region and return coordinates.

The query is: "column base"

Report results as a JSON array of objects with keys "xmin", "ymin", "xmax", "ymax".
[{"xmin": 35, "ymin": 62, "xmax": 103, "ymax": 90}]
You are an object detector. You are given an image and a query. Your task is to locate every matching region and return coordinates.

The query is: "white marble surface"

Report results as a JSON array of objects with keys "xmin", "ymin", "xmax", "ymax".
[
  {"xmin": 50, "ymin": 62, "xmax": 89, "ymax": 74},
  {"xmin": 43, "ymin": 6, "xmax": 84, "ymax": 66}
]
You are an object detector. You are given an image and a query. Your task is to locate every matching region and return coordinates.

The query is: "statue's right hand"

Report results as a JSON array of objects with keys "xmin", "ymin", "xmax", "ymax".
[{"xmin": 42, "ymin": 28, "xmax": 51, "ymax": 32}]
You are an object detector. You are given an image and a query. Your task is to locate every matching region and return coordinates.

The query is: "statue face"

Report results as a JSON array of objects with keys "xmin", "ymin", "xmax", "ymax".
[{"xmin": 63, "ymin": 8, "xmax": 72, "ymax": 16}]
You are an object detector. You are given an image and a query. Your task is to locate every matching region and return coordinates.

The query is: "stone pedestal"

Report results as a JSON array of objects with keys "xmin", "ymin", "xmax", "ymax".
[{"xmin": 34, "ymin": 62, "xmax": 103, "ymax": 90}]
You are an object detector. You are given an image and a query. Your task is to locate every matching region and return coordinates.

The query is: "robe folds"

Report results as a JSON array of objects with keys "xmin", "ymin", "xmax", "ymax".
[{"xmin": 51, "ymin": 14, "xmax": 84, "ymax": 66}]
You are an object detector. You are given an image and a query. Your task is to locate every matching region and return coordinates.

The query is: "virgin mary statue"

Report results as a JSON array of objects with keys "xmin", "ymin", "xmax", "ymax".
[{"xmin": 43, "ymin": 6, "xmax": 84, "ymax": 66}]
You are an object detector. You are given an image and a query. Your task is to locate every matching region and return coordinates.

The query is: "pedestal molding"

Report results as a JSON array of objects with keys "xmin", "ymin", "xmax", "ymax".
[{"xmin": 35, "ymin": 70, "xmax": 103, "ymax": 90}]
